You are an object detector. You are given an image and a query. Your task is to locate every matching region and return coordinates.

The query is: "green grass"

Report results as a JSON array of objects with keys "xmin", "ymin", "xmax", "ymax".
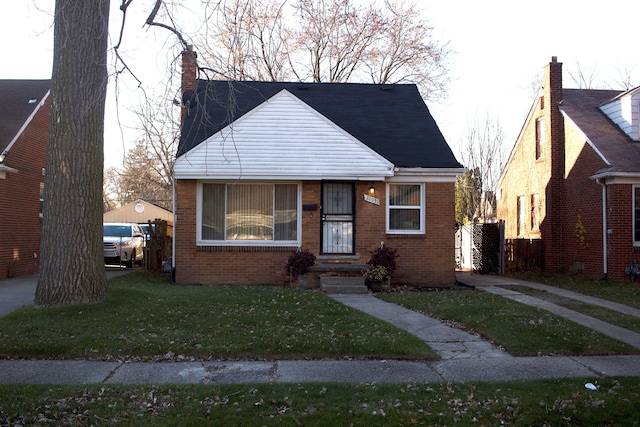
[
  {"xmin": 1, "ymin": 377, "xmax": 639, "ymax": 426},
  {"xmin": 379, "ymin": 289, "xmax": 640, "ymax": 356},
  {"xmin": 509, "ymin": 272, "xmax": 640, "ymax": 309},
  {"xmin": 501, "ymin": 284, "xmax": 640, "ymax": 334},
  {"xmin": 0, "ymin": 272, "xmax": 436, "ymax": 361}
]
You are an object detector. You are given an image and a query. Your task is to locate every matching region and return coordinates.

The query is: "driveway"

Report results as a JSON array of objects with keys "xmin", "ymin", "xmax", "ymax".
[{"xmin": 0, "ymin": 268, "xmax": 136, "ymax": 317}]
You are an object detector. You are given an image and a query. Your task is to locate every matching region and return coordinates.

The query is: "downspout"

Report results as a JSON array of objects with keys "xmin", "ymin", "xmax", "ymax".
[{"xmin": 596, "ymin": 178, "xmax": 608, "ymax": 279}]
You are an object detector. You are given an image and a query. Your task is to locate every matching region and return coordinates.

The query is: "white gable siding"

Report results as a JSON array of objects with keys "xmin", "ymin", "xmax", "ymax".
[
  {"xmin": 600, "ymin": 88, "xmax": 640, "ymax": 141},
  {"xmin": 174, "ymin": 90, "xmax": 394, "ymax": 180}
]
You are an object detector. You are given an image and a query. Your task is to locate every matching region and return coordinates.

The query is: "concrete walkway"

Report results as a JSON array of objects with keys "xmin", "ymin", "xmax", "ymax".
[
  {"xmin": 456, "ymin": 272, "xmax": 640, "ymax": 350},
  {"xmin": 1, "ymin": 271, "xmax": 640, "ymax": 384}
]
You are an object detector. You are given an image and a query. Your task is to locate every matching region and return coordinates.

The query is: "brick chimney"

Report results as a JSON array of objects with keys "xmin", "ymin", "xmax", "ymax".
[
  {"xmin": 543, "ymin": 56, "xmax": 566, "ymax": 273},
  {"xmin": 181, "ymin": 46, "xmax": 197, "ymax": 128}
]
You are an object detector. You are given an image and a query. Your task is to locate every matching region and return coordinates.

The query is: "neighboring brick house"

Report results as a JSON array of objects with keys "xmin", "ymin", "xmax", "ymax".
[
  {"xmin": 0, "ymin": 80, "xmax": 50, "ymax": 279},
  {"xmin": 173, "ymin": 51, "xmax": 465, "ymax": 286},
  {"xmin": 496, "ymin": 57, "xmax": 640, "ymax": 280}
]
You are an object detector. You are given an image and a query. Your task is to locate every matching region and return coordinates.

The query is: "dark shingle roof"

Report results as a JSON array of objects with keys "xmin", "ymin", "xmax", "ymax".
[
  {"xmin": 0, "ymin": 80, "xmax": 50, "ymax": 154},
  {"xmin": 178, "ymin": 80, "xmax": 462, "ymax": 169},
  {"xmin": 561, "ymin": 88, "xmax": 640, "ymax": 174}
]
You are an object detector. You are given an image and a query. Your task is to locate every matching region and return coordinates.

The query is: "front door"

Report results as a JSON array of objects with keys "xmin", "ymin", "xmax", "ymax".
[{"xmin": 321, "ymin": 182, "xmax": 355, "ymax": 254}]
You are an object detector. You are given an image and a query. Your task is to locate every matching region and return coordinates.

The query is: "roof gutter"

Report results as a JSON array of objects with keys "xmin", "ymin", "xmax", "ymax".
[{"xmin": 0, "ymin": 163, "xmax": 19, "ymax": 179}]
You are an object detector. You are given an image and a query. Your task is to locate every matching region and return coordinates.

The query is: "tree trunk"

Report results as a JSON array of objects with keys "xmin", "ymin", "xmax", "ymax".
[{"xmin": 35, "ymin": 0, "xmax": 111, "ymax": 307}]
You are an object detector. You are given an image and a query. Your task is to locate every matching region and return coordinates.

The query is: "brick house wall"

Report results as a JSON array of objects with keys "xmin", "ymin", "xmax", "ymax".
[
  {"xmin": 0, "ymin": 98, "xmax": 49, "ymax": 279},
  {"xmin": 606, "ymin": 184, "xmax": 640, "ymax": 281},
  {"xmin": 497, "ymin": 57, "xmax": 639, "ymax": 280},
  {"xmin": 560, "ymin": 121, "xmax": 607, "ymax": 277},
  {"xmin": 174, "ymin": 179, "xmax": 456, "ymax": 286}
]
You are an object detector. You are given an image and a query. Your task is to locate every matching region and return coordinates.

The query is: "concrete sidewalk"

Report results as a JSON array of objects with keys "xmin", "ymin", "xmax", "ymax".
[{"xmin": 1, "ymin": 271, "xmax": 640, "ymax": 384}]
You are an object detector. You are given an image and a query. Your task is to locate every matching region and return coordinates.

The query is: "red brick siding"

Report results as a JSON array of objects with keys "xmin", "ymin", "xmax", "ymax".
[
  {"xmin": 606, "ymin": 184, "xmax": 638, "ymax": 281},
  {"xmin": 0, "ymin": 99, "xmax": 49, "ymax": 279},
  {"xmin": 560, "ymin": 123, "xmax": 606, "ymax": 277},
  {"xmin": 175, "ymin": 179, "xmax": 456, "ymax": 286}
]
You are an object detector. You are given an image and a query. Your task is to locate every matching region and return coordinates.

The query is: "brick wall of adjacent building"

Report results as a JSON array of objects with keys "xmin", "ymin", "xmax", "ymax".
[
  {"xmin": 606, "ymin": 184, "xmax": 640, "ymax": 281},
  {"xmin": 0, "ymin": 98, "xmax": 49, "ymax": 279},
  {"xmin": 174, "ymin": 179, "xmax": 457, "ymax": 286}
]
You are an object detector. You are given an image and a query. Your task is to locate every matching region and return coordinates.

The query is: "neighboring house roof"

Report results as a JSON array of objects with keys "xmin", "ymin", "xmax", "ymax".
[
  {"xmin": 104, "ymin": 199, "xmax": 173, "ymax": 224},
  {"xmin": 177, "ymin": 80, "xmax": 462, "ymax": 170},
  {"xmin": 561, "ymin": 88, "xmax": 640, "ymax": 176},
  {"xmin": 0, "ymin": 79, "xmax": 51, "ymax": 159}
]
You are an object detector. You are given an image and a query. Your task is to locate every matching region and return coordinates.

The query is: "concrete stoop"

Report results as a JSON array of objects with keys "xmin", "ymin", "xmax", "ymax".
[{"xmin": 320, "ymin": 276, "xmax": 368, "ymax": 294}]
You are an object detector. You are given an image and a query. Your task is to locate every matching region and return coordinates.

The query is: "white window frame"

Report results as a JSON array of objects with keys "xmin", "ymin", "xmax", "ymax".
[
  {"xmin": 386, "ymin": 183, "xmax": 425, "ymax": 234},
  {"xmin": 197, "ymin": 181, "xmax": 302, "ymax": 246}
]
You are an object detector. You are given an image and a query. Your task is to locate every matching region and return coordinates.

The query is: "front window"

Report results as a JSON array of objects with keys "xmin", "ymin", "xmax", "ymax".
[
  {"xmin": 199, "ymin": 182, "xmax": 299, "ymax": 244},
  {"xmin": 386, "ymin": 183, "xmax": 424, "ymax": 234}
]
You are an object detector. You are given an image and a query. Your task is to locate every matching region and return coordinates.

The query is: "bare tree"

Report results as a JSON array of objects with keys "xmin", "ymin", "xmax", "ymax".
[
  {"xmin": 104, "ymin": 96, "xmax": 177, "ymax": 210},
  {"xmin": 198, "ymin": 0, "xmax": 451, "ymax": 99},
  {"xmin": 611, "ymin": 60, "xmax": 638, "ymax": 90},
  {"xmin": 367, "ymin": 0, "xmax": 450, "ymax": 100},
  {"xmin": 36, "ymin": 0, "xmax": 110, "ymax": 307},
  {"xmin": 568, "ymin": 60, "xmax": 601, "ymax": 89},
  {"xmin": 459, "ymin": 112, "xmax": 506, "ymax": 221},
  {"xmin": 113, "ymin": 139, "xmax": 173, "ymax": 210}
]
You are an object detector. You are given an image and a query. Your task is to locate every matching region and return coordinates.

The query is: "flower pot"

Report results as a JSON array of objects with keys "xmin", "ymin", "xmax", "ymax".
[{"xmin": 367, "ymin": 280, "xmax": 384, "ymax": 292}]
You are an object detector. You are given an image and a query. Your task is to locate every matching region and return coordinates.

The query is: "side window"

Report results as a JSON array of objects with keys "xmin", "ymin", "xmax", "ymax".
[
  {"xmin": 530, "ymin": 194, "xmax": 540, "ymax": 231},
  {"xmin": 535, "ymin": 118, "xmax": 545, "ymax": 159},
  {"xmin": 517, "ymin": 196, "xmax": 525, "ymax": 236}
]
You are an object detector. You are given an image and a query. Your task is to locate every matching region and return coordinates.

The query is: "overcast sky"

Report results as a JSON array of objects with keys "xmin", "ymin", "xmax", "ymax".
[{"xmin": 2, "ymin": 0, "xmax": 639, "ymax": 168}]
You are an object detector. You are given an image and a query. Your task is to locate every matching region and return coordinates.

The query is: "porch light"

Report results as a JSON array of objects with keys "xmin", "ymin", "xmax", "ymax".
[{"xmin": 369, "ymin": 186, "xmax": 375, "ymax": 195}]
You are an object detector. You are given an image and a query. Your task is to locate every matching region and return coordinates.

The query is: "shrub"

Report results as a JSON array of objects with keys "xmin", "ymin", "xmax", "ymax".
[
  {"xmin": 367, "ymin": 244, "xmax": 398, "ymax": 276},
  {"xmin": 286, "ymin": 250, "xmax": 316, "ymax": 278}
]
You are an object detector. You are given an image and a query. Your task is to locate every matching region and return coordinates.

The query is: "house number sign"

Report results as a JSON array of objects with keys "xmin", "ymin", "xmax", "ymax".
[{"xmin": 363, "ymin": 194, "xmax": 380, "ymax": 205}]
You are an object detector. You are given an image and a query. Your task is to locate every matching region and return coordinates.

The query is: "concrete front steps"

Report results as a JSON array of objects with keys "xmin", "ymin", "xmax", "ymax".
[
  {"xmin": 320, "ymin": 275, "xmax": 368, "ymax": 294},
  {"xmin": 299, "ymin": 257, "xmax": 369, "ymax": 294}
]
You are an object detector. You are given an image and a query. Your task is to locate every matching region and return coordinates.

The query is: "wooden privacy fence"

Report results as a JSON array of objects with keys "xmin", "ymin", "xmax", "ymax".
[{"xmin": 504, "ymin": 238, "xmax": 545, "ymax": 272}]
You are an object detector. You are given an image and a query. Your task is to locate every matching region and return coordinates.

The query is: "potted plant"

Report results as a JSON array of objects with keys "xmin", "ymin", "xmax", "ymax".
[
  {"xmin": 367, "ymin": 244, "xmax": 398, "ymax": 276},
  {"xmin": 361, "ymin": 265, "xmax": 388, "ymax": 292}
]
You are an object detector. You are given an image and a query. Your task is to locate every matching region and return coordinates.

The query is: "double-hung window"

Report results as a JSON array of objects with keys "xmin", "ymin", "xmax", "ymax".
[
  {"xmin": 199, "ymin": 182, "xmax": 300, "ymax": 245},
  {"xmin": 386, "ymin": 183, "xmax": 424, "ymax": 234}
]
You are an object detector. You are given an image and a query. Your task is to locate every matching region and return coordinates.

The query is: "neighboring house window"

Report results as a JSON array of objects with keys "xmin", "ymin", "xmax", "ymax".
[
  {"xmin": 535, "ymin": 118, "xmax": 545, "ymax": 159},
  {"xmin": 635, "ymin": 187, "xmax": 640, "ymax": 245},
  {"xmin": 199, "ymin": 182, "xmax": 299, "ymax": 244},
  {"xmin": 39, "ymin": 182, "xmax": 44, "ymax": 218},
  {"xmin": 517, "ymin": 196, "xmax": 525, "ymax": 236},
  {"xmin": 387, "ymin": 183, "xmax": 424, "ymax": 234},
  {"xmin": 530, "ymin": 194, "xmax": 540, "ymax": 231},
  {"xmin": 539, "ymin": 96, "xmax": 544, "ymax": 110}
]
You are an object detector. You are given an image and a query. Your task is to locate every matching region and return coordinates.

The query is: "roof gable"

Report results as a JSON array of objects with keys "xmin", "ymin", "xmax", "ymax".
[
  {"xmin": 177, "ymin": 80, "xmax": 462, "ymax": 170},
  {"xmin": 561, "ymin": 89, "xmax": 640, "ymax": 174},
  {"xmin": 174, "ymin": 89, "xmax": 394, "ymax": 180},
  {"xmin": 0, "ymin": 80, "xmax": 50, "ymax": 156}
]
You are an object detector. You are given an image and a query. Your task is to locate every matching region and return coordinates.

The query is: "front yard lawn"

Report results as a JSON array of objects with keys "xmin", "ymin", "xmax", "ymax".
[
  {"xmin": 2, "ymin": 377, "xmax": 639, "ymax": 426},
  {"xmin": 0, "ymin": 273, "xmax": 436, "ymax": 361}
]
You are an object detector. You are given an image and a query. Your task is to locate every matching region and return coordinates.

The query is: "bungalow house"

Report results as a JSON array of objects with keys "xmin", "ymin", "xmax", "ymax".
[
  {"xmin": 496, "ymin": 57, "xmax": 640, "ymax": 281},
  {"xmin": 0, "ymin": 80, "xmax": 50, "ymax": 279},
  {"xmin": 173, "ymin": 50, "xmax": 464, "ymax": 286}
]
